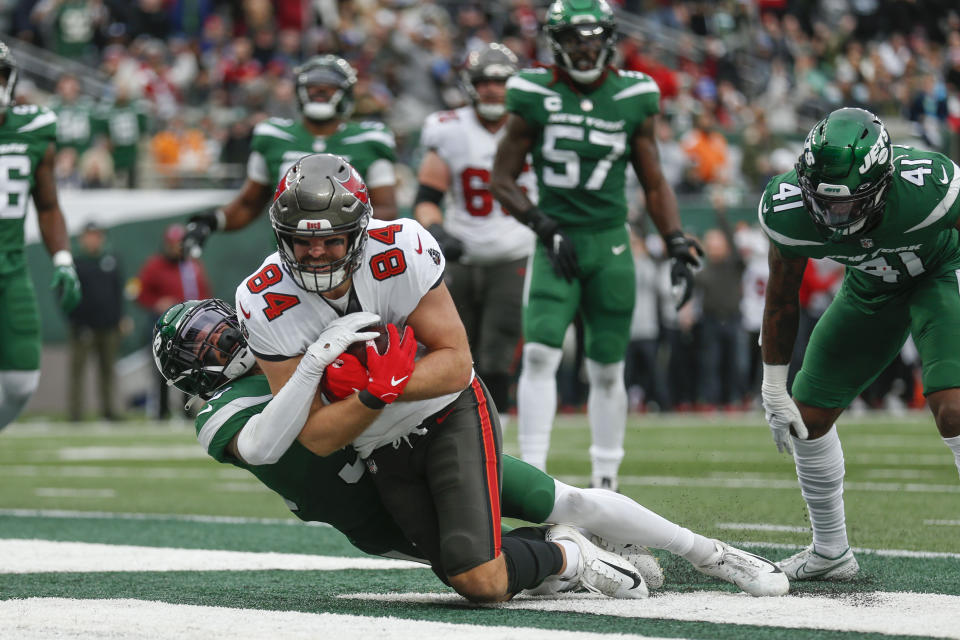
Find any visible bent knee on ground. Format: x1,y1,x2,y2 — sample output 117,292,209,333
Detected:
448,557,508,603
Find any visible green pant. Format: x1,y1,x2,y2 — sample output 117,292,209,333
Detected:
793,267,960,407
524,224,635,363
0,268,41,371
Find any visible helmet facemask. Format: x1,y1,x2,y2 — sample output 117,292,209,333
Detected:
294,56,357,122
548,22,615,84
152,300,256,399
796,108,893,241
0,42,18,110
270,154,373,294
461,43,518,121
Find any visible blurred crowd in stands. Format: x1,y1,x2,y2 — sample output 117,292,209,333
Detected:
5,0,957,415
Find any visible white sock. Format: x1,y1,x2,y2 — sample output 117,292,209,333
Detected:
547,479,700,554
585,359,626,483
517,343,562,471
0,370,40,430
556,539,581,579
793,426,848,556
942,434,960,479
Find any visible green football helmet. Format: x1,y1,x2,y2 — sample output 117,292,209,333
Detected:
293,55,357,122
545,0,616,84
0,40,18,109
796,108,893,240
152,299,256,399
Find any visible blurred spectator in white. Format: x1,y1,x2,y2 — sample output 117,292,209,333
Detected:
734,224,769,405
654,117,688,193
50,73,94,156
625,227,668,413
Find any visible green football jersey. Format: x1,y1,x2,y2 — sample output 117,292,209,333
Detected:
248,117,396,188
196,374,390,535
760,146,960,312
505,67,660,229
50,96,95,154
0,104,57,274
94,101,148,170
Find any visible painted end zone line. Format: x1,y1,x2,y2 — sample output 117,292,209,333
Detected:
0,540,425,573
0,598,662,640
342,591,960,639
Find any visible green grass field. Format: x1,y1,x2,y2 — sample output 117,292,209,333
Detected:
2,412,959,639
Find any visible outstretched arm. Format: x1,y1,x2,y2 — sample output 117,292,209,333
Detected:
760,244,810,453
490,114,536,221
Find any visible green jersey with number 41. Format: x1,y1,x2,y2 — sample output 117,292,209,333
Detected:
505,67,660,229
759,146,960,312
0,104,57,272
248,117,396,189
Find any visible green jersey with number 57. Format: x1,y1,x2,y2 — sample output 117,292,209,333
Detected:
0,104,57,273
759,146,960,312
505,67,660,229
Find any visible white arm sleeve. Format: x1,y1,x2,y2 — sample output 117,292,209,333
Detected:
246,150,269,185
235,361,323,466
365,158,396,188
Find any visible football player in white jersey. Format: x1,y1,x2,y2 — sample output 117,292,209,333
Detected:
414,43,536,416
235,153,650,603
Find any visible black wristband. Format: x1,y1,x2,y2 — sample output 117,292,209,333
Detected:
414,183,445,207
357,389,386,410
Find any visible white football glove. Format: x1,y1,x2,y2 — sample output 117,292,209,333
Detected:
300,311,381,376
760,363,808,455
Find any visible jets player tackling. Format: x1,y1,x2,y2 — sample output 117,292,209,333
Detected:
152,297,789,597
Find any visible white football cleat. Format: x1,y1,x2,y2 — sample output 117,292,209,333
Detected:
522,575,579,597
694,540,789,597
590,534,665,590
776,545,859,581
546,524,648,599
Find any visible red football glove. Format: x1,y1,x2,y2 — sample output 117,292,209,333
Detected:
320,352,370,402
364,324,416,405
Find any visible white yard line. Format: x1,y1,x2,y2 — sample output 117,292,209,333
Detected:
0,598,661,640
345,591,960,639
714,522,810,533
0,508,319,527
0,539,423,573
33,488,116,499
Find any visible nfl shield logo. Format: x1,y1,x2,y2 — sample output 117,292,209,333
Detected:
860,238,874,248
365,458,378,475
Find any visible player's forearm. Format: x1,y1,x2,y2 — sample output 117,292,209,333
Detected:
413,201,444,228
370,185,398,221
762,248,807,364
36,206,70,256
760,301,799,365
222,182,268,231
298,396,381,456
490,177,535,223
645,180,682,237
397,346,473,401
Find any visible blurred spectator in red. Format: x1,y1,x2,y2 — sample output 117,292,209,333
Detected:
621,36,678,101
788,258,844,389
135,223,212,419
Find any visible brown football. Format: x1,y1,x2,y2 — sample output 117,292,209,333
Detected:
345,324,390,367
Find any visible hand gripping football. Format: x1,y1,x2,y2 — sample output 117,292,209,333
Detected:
345,324,390,367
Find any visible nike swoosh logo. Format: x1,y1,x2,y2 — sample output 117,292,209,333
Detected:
238,302,251,319
599,559,642,590
611,244,627,255
415,235,423,254
390,375,409,386
939,166,950,185
197,405,213,416
794,558,851,579
435,407,455,424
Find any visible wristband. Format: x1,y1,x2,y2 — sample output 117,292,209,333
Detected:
52,250,74,268
761,363,789,388
357,389,386,410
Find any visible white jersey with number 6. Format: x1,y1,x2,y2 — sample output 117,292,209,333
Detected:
420,106,536,265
